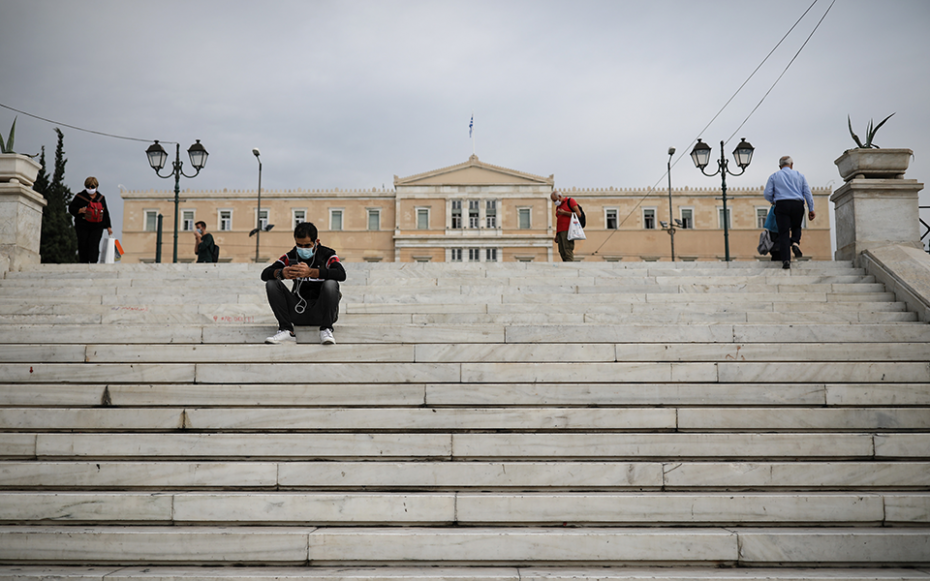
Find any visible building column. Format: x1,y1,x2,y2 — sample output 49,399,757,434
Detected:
0,155,46,272
831,149,924,262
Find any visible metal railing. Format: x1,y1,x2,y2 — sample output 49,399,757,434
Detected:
921,205,930,254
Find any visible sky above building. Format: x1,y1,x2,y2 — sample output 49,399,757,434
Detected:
2,0,929,242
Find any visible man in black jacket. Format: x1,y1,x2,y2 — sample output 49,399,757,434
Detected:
260,222,346,345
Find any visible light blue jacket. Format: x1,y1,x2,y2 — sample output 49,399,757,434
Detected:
763,167,814,211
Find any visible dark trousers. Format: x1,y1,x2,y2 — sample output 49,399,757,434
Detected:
556,231,574,262
75,227,104,263
774,200,805,265
265,279,340,332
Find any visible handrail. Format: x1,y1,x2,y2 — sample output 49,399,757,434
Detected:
921,205,930,253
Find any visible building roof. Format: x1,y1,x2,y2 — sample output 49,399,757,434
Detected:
394,155,554,187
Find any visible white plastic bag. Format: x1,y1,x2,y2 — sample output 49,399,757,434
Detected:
567,214,586,240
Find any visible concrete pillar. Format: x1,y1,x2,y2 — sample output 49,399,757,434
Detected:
0,154,46,272
831,149,924,263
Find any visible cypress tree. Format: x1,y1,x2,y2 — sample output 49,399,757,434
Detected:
37,128,78,263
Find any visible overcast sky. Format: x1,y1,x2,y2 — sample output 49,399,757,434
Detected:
2,0,929,244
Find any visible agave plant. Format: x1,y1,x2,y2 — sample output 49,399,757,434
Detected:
848,113,894,149
0,116,15,154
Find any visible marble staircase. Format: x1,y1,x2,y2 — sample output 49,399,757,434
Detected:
0,261,928,580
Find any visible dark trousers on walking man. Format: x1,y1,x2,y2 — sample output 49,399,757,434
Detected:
774,199,805,267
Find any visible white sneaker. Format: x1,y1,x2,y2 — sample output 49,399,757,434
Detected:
320,328,336,345
265,329,296,344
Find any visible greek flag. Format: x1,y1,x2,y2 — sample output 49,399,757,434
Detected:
469,115,473,138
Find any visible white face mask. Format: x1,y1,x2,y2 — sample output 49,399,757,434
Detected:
86,188,97,194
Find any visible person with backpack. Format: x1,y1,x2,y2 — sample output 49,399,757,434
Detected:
68,176,112,263
550,189,583,262
193,221,218,263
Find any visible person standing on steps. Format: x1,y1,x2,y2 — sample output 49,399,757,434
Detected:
551,189,582,262
261,221,345,345
763,156,815,270
68,176,113,263
193,221,217,263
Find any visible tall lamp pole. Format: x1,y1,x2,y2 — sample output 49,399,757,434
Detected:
689,138,755,261
667,146,676,262
253,148,262,263
145,140,209,263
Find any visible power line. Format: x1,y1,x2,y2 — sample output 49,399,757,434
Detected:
587,0,828,257
0,101,173,145
725,0,837,145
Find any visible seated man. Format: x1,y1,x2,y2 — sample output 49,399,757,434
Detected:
261,222,346,345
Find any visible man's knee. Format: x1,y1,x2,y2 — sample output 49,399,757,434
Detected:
320,280,340,302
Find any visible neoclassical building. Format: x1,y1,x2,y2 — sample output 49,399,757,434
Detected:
120,155,832,263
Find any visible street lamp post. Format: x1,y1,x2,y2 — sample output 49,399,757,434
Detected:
253,148,262,263
689,137,754,261
145,140,208,263
667,146,676,262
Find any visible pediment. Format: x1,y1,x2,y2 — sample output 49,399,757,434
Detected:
394,155,554,186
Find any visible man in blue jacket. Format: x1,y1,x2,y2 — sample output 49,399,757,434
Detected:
764,156,816,269
261,222,346,345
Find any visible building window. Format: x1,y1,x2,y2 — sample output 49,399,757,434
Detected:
643,208,656,230
417,208,430,230
468,248,480,262
181,210,195,231
486,248,498,262
330,209,343,231
450,248,463,262
219,210,232,231
368,209,380,231
605,208,618,230
451,200,462,229
144,210,159,232
717,207,732,229
756,207,769,229
486,200,497,228
680,208,693,229
292,209,306,230
518,207,531,229
468,200,480,229
257,209,269,230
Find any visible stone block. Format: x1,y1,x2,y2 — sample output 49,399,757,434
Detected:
173,493,455,523
831,178,925,261
195,363,459,384
0,462,277,488
307,527,739,563
277,461,663,489
0,492,172,522
737,528,930,564
662,462,930,489
0,526,310,563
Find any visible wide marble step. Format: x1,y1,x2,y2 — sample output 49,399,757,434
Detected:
1,407,928,432
6,382,927,407
0,526,927,565
2,361,928,384
1,566,928,581
2,342,927,364
3,461,928,490
0,491,926,525
4,432,926,460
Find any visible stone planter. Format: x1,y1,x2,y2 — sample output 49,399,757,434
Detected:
834,148,912,182
0,153,41,187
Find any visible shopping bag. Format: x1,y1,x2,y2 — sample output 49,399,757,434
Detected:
764,206,778,233
567,214,586,240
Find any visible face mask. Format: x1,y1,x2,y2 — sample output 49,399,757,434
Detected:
196,228,203,235
87,188,97,195
296,245,315,260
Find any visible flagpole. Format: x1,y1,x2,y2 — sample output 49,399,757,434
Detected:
470,113,475,155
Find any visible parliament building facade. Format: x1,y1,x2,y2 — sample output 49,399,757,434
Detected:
120,155,832,264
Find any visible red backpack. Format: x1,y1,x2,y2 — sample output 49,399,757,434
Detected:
80,194,104,223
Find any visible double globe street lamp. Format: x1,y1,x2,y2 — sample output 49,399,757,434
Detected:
145,140,209,263
689,137,754,261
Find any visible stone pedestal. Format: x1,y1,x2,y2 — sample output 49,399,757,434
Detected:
0,155,46,272
831,172,924,263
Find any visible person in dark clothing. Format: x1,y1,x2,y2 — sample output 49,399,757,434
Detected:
193,221,216,263
68,176,112,263
260,221,346,345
